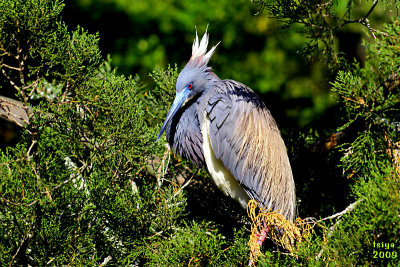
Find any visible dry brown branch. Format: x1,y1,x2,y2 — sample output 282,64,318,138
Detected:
0,95,30,126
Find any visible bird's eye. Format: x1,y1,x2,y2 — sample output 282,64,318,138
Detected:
187,83,193,90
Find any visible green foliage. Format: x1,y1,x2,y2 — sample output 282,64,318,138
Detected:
145,222,249,266
0,0,101,101
332,20,400,178
0,62,190,265
1,0,399,266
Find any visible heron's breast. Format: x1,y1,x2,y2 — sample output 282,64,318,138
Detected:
167,103,206,167
201,111,250,208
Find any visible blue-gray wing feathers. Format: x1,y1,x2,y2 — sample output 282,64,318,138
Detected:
205,80,296,220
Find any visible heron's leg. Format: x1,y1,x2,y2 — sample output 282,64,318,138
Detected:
256,222,269,246
248,223,270,266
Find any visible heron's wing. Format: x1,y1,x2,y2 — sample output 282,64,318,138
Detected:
205,83,264,202
205,80,295,219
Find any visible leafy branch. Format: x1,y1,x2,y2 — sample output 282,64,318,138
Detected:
252,0,397,66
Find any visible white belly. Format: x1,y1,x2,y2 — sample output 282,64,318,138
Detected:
201,114,250,209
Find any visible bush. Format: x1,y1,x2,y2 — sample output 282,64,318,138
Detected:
0,0,399,266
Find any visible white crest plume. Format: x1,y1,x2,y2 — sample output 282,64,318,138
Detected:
189,27,220,68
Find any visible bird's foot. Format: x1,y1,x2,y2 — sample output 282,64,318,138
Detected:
248,223,270,266
256,222,270,246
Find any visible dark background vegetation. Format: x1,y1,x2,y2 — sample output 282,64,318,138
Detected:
0,0,399,266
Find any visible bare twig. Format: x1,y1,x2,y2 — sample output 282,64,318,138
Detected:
315,199,363,260
26,76,40,98
363,0,379,20
27,140,37,161
1,68,20,91
51,173,79,191
338,0,379,30
0,63,22,71
8,224,35,267
318,199,362,223
316,0,334,8
172,169,199,198
100,256,113,266
162,143,171,176
16,41,28,105
0,197,37,207
0,41,17,59
156,143,171,187
364,18,377,39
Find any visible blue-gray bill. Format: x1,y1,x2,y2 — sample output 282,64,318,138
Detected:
157,88,191,141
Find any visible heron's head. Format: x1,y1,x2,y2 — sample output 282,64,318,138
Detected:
157,28,220,141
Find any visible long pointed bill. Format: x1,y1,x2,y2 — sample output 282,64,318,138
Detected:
157,88,191,141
